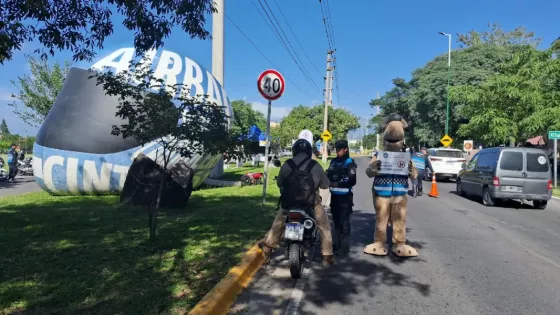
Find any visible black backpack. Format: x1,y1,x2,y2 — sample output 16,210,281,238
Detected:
281,157,317,210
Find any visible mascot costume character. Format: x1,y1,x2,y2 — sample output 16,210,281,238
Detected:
364,113,419,257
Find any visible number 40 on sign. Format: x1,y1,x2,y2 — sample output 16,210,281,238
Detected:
257,69,285,101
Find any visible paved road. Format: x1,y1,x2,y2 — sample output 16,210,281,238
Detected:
229,156,560,315
0,175,41,198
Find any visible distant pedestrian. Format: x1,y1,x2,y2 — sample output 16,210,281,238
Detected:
7,143,18,183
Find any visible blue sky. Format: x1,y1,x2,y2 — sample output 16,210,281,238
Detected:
1,0,559,136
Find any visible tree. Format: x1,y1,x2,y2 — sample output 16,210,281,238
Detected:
457,23,541,48
369,78,414,143
231,100,267,135
0,0,215,63
372,25,542,147
410,44,522,145
9,55,71,127
0,119,10,135
450,46,560,145
91,59,236,241
278,104,359,146
552,37,560,57
362,133,377,150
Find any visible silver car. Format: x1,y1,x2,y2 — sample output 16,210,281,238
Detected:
457,147,552,209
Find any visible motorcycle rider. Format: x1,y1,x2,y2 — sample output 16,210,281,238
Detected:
7,143,18,183
326,140,357,254
261,136,335,267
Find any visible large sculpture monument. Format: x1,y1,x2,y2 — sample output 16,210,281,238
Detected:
33,47,233,195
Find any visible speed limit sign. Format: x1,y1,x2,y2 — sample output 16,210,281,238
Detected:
257,69,285,205
257,69,285,100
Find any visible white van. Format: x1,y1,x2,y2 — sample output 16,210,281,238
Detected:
425,147,466,181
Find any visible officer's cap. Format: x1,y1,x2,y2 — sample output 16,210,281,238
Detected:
335,140,349,150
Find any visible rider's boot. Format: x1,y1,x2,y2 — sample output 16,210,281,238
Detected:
340,235,350,255
322,255,335,267
260,242,273,264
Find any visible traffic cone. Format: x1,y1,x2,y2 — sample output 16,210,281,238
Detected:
428,172,439,198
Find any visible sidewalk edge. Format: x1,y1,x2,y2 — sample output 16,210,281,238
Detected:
187,243,265,315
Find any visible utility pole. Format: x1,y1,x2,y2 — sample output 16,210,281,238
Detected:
364,119,368,151
375,92,380,151
322,50,334,164
209,0,225,179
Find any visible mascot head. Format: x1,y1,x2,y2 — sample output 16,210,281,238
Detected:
381,113,408,152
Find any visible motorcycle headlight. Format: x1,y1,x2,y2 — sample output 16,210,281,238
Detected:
303,219,314,229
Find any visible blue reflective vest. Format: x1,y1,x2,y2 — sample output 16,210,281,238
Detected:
7,148,16,164
328,157,353,195
373,174,409,197
412,153,426,170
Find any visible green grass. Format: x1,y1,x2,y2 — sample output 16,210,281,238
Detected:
553,189,560,197
0,182,282,314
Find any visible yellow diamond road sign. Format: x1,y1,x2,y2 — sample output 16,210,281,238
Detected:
321,130,332,141
440,134,453,147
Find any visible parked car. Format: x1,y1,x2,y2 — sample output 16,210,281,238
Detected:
425,147,466,181
456,147,552,209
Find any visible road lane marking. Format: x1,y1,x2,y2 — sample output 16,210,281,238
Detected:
283,246,317,315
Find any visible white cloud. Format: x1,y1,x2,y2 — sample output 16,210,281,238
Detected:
251,101,292,122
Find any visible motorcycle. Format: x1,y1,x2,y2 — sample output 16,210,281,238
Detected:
17,157,33,176
0,158,8,182
272,175,319,279
282,206,318,279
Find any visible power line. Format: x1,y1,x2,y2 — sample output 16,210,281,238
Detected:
224,14,315,100
332,56,341,105
324,0,337,48
260,0,320,91
254,0,321,95
251,1,283,45
319,0,334,50
319,0,340,105
271,0,323,78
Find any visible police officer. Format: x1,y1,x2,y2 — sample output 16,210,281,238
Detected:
413,147,434,195
326,140,357,254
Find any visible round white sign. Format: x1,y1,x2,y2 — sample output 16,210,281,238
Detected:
538,156,547,165
298,129,313,146
257,69,285,100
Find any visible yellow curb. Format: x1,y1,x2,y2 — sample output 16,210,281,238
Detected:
187,243,265,315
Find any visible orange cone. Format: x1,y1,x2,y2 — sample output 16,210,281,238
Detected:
428,172,439,198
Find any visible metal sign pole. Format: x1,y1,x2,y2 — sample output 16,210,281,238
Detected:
262,99,272,205
555,139,558,189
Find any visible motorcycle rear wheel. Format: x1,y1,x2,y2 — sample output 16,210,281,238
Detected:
289,243,304,279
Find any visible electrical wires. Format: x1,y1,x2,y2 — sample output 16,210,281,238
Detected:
225,14,316,100
253,0,322,96
319,0,340,105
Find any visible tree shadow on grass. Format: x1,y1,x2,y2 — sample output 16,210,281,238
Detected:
0,190,278,314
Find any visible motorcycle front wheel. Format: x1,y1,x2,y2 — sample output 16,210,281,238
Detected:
288,243,304,279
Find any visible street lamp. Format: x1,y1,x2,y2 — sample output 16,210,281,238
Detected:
439,31,451,136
